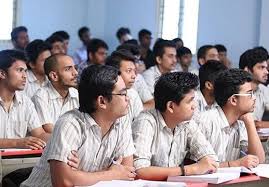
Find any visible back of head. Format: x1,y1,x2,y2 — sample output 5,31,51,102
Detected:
11,26,28,41
154,72,199,112
153,39,176,63
116,27,131,40
79,65,120,114
52,30,70,40
106,49,135,70
199,60,227,90
138,29,152,41
176,47,192,58
214,69,252,107
197,45,215,61
215,44,227,53
239,48,268,70
78,26,90,38
0,49,27,72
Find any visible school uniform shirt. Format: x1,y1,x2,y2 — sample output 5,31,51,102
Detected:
73,44,87,65
132,109,217,170
196,106,248,162
31,82,79,125
21,109,135,187
127,88,143,120
133,74,154,103
0,91,42,138
142,65,162,94
23,70,49,98
253,84,269,120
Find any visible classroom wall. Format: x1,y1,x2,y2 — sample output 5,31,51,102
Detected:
259,0,269,50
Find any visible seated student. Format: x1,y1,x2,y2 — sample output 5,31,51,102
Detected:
45,34,65,55
51,30,70,54
133,72,218,180
106,50,143,120
21,65,136,187
143,39,177,94
172,37,184,50
138,29,154,69
116,27,132,44
215,44,231,68
11,26,30,51
31,54,79,133
24,39,51,98
197,69,265,167
73,26,91,65
239,48,269,128
77,38,108,79
175,46,194,72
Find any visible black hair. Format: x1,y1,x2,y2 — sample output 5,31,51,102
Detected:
153,39,176,64
11,26,28,41
106,49,136,69
43,53,66,77
116,43,141,57
45,34,64,45
86,38,108,61
154,72,199,112
138,29,152,41
215,44,227,53
78,26,90,38
176,47,192,58
0,50,27,72
197,45,215,61
52,30,70,40
116,27,130,40
239,48,268,70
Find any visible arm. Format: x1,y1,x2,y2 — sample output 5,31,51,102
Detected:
42,123,54,133
0,137,46,149
31,127,50,142
255,120,269,129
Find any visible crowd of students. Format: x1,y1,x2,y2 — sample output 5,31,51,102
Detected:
0,25,269,187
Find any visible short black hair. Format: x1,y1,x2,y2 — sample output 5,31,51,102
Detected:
25,39,51,66
154,72,199,112
138,29,152,41
176,47,192,58
79,65,121,114
116,43,141,56
43,53,66,77
11,26,28,41
153,39,176,63
86,38,108,61
239,49,251,69
199,60,227,90
197,45,215,61
124,39,138,45
253,46,269,59
239,48,268,70
45,34,64,45
78,26,90,38
106,49,136,70
215,44,227,53
172,38,183,44
0,49,27,72
214,69,252,107
52,30,70,40
116,27,130,40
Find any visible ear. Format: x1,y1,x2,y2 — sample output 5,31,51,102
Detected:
49,71,58,81
205,81,214,90
96,95,107,110
229,95,238,106
156,56,162,65
0,70,6,79
166,101,174,113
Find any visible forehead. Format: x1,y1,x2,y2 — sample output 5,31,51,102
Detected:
206,48,218,55
120,60,135,68
254,61,268,68
239,82,252,92
57,56,74,67
163,47,176,55
9,60,27,69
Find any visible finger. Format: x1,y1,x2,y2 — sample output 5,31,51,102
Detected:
128,172,136,178
71,150,79,158
67,161,78,169
28,142,43,149
125,166,135,172
30,138,46,148
68,155,79,164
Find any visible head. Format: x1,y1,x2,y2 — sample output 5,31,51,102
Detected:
214,69,255,114
106,49,136,89
87,38,108,65
154,72,199,122
138,29,152,48
46,35,65,55
52,31,70,53
25,39,51,76
0,50,27,91
199,60,227,96
197,45,219,66
215,44,227,62
116,27,132,44
78,26,91,45
172,38,184,50
79,65,129,119
239,48,268,84
176,47,192,68
153,39,177,73
44,54,78,89
11,26,29,50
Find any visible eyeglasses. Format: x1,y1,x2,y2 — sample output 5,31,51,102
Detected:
108,90,128,97
233,91,254,98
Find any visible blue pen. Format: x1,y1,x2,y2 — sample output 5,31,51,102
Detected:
240,150,248,156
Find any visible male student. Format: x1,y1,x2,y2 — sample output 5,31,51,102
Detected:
215,44,231,68
21,65,136,187
175,46,193,72
143,39,177,94
106,49,143,120
32,54,79,133
24,39,51,98
52,30,70,54
197,45,219,66
133,72,218,180
197,69,265,167
45,34,65,55
239,48,269,128
11,26,29,51
138,29,154,69
116,27,132,44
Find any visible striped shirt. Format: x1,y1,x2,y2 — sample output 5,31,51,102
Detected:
142,65,162,94
32,82,79,125
21,109,135,187
0,92,41,138
133,74,153,103
132,109,217,170
23,70,49,98
253,84,269,120
196,106,248,162
127,88,143,120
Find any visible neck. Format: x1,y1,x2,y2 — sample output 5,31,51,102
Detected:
201,89,215,106
222,105,241,126
161,111,179,130
179,63,189,72
51,82,69,98
91,111,116,136
32,70,46,84
0,84,15,103
157,65,170,74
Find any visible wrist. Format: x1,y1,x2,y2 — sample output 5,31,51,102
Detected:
185,164,197,175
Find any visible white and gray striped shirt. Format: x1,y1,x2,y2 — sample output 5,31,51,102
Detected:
253,84,269,120
133,74,153,103
196,106,248,162
127,88,143,120
32,82,79,125
21,109,135,187
142,65,162,94
0,92,42,138
132,109,217,170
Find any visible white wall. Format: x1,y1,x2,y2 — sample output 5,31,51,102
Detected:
259,0,269,50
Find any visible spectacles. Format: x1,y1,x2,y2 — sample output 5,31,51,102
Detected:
108,90,128,97
233,91,254,98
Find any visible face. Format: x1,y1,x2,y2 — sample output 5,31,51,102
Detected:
30,50,51,76
140,34,152,48
157,47,177,73
81,31,91,44
218,51,227,62
90,47,108,65
15,31,29,50
120,60,136,89
179,53,192,67
205,48,219,62
63,40,69,53
250,61,268,83
3,60,27,91
51,41,65,55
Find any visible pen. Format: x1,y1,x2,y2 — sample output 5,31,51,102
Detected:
240,150,248,156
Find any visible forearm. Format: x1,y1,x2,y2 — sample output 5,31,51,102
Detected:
255,121,269,128
42,123,54,134
0,138,19,148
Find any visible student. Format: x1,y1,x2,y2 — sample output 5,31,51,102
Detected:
11,26,29,51
197,69,265,167
77,38,108,79
106,50,143,120
32,54,79,133
45,34,65,55
21,65,136,187
143,39,177,94
24,39,51,98
52,30,70,54
133,72,218,180
73,26,91,65
172,37,184,50
215,44,231,68
116,27,132,44
197,45,219,66
138,29,154,69
239,48,269,128
175,46,193,72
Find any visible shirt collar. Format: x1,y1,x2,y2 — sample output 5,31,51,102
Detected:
47,82,78,100
84,112,121,129
0,91,23,107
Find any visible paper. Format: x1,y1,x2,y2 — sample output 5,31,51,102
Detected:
0,148,32,152
251,164,269,178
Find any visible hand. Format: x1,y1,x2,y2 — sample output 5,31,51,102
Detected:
238,155,259,168
108,157,136,180
194,156,219,175
67,150,80,170
16,136,46,150
239,113,254,124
